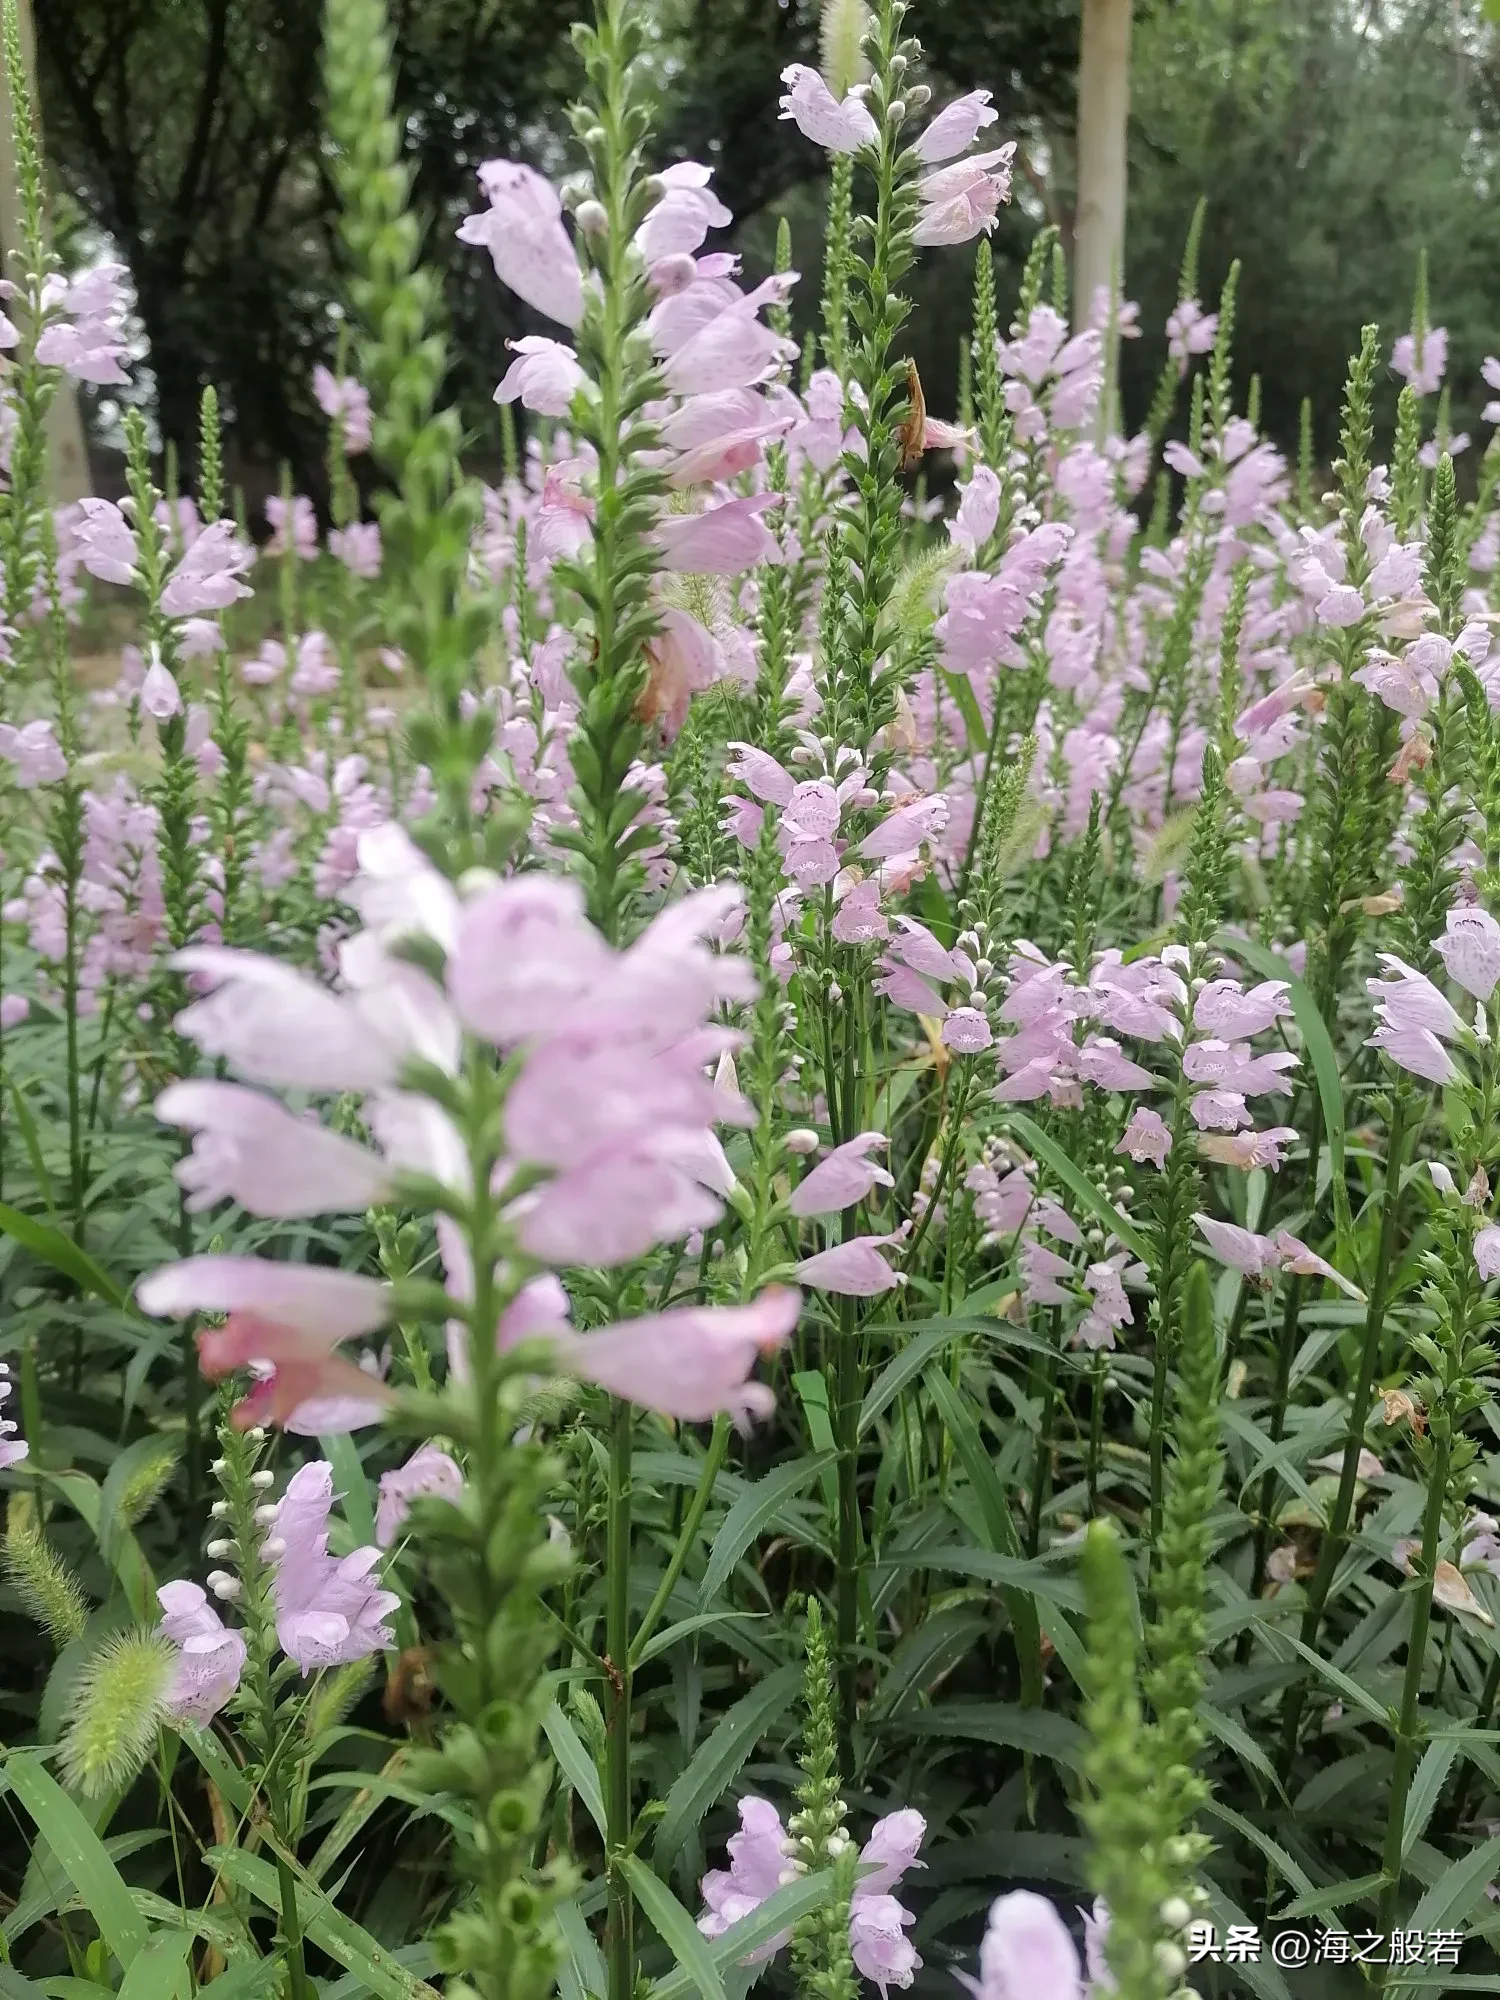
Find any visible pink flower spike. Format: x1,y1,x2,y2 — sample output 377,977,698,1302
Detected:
941,1007,993,1054
559,1287,799,1428
494,336,585,417
778,64,878,153
160,522,254,617
1476,1225,1500,1280
848,1893,920,1996
155,1582,247,1726
458,161,583,328
789,1132,894,1216
156,1080,391,1218
914,89,999,163
795,1233,905,1295
376,1444,465,1547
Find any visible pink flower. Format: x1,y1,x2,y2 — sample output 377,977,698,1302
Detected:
160,522,254,617
1193,1214,1281,1276
513,1138,724,1267
0,719,66,787
1021,1241,1073,1306
447,876,613,1046
795,1232,905,1295
0,995,27,1031
35,263,130,383
1192,978,1292,1038
312,366,373,453
458,161,583,328
329,522,382,578
1167,296,1218,369
948,466,1002,554
1190,1089,1251,1132
915,90,999,163
172,948,410,1091
778,64,878,153
140,655,183,720
1391,327,1447,396
1367,1022,1461,1085
1476,1226,1500,1281
1077,1259,1132,1351
283,1348,390,1435
137,1254,393,1429
941,1007,993,1054
1435,906,1500,1002
1198,1125,1299,1170
912,147,1016,247
1115,1105,1171,1167
653,495,780,574
0,1365,27,1470
494,336,586,416
155,1080,391,1217
270,1462,400,1672
789,1132,894,1216
955,1889,1087,2000
638,608,726,736
662,291,799,396
557,1287,798,1428
155,1581,247,1725
376,1444,465,1546
700,1800,924,1989
1077,1037,1155,1092
75,498,138,586
859,795,949,859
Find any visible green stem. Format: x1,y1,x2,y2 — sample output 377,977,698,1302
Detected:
1279,1092,1409,1777
1026,1312,1062,1558
630,1414,729,1667
1376,1426,1451,1952
604,1396,635,2000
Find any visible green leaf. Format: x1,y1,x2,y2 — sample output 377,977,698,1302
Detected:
1406,1831,1500,1936
697,1452,832,1607
198,1961,288,2000
618,1856,728,2000
176,1726,255,1817
1402,1738,1459,1860
557,1897,607,2000
116,1933,193,2000
890,1703,1088,1770
1203,1801,1314,1899
922,1366,1044,1708
205,1849,440,2000
858,1317,1001,1435
1262,1629,1388,1723
4,1754,148,1964
649,1874,838,2000
7,1082,58,1222
543,1702,606,1841
319,1431,378,1554
938,669,988,754
1277,1872,1384,1922
0,1202,127,1308
1005,1114,1152,1264
653,1661,802,1874
791,1372,840,1516
635,1611,764,1668
1227,934,1353,1247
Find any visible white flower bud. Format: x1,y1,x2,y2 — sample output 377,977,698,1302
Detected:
253,1504,278,1527
1477,1000,1491,1044
785,1128,821,1155
210,1499,231,1519
206,1570,240,1600
1154,1943,1187,1980
458,866,500,899
575,200,608,238
205,1538,234,1559
906,82,930,110
778,1867,800,1887
1159,1897,1192,1932
245,1428,267,1443
250,1470,275,1490
210,1458,228,1475
261,1535,286,1560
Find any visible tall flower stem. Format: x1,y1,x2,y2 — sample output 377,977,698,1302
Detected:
1375,1425,1450,1949
604,1398,635,2000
